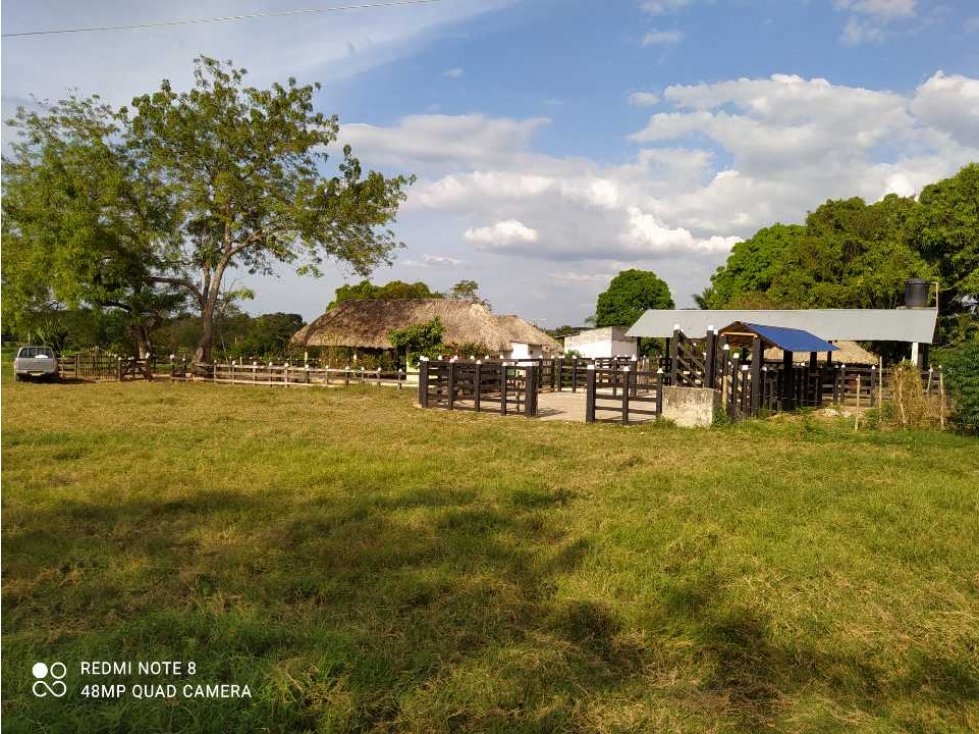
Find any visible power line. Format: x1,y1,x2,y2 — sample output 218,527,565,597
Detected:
1,0,446,39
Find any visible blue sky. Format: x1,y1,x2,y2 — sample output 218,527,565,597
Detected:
3,0,978,327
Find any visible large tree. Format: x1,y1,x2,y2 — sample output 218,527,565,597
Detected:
594,269,674,328
3,57,412,361
909,163,979,341
2,95,185,357
701,194,936,312
131,57,411,360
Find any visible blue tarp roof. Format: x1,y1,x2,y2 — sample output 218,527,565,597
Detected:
722,322,839,353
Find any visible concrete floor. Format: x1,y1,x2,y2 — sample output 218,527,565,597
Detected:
535,390,588,421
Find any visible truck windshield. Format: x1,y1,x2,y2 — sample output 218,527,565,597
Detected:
17,347,54,358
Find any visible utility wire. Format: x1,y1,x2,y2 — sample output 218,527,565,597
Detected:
2,0,445,39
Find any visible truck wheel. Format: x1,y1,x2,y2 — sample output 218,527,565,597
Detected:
14,374,24,382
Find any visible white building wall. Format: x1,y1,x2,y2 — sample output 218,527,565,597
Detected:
564,327,638,358
509,342,543,359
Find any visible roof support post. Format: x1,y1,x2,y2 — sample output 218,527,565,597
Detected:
782,350,795,411
750,336,762,416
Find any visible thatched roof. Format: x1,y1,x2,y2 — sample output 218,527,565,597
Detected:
765,340,877,365
291,299,561,353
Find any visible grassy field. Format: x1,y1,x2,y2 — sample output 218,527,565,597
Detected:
2,373,978,733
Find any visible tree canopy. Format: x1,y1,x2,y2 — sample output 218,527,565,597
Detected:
329,280,443,310
699,164,977,344
2,56,412,360
594,270,674,328
1,95,185,356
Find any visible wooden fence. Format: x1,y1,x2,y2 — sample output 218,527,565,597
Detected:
196,362,416,389
418,359,538,416
585,366,663,424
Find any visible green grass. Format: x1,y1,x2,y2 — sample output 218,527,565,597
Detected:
2,373,978,733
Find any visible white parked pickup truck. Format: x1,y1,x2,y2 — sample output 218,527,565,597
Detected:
13,346,59,381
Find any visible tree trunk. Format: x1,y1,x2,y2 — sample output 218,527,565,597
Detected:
193,259,229,363
132,323,152,360
194,303,216,363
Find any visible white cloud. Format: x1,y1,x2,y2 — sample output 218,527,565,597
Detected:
833,0,917,45
640,0,692,14
550,271,616,283
464,219,540,247
345,71,979,285
628,91,660,107
424,254,463,266
911,71,979,149
442,67,464,79
340,114,549,172
834,0,916,19
622,207,740,254
642,29,684,45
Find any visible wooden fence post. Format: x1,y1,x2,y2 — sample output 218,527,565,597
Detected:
729,354,740,419
621,367,631,424
418,358,429,407
447,361,456,410
939,368,945,429
500,363,508,416
705,326,717,388
585,364,596,423
524,364,537,417
474,362,482,412
670,325,680,385
656,368,664,417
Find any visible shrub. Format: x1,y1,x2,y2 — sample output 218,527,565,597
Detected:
933,341,979,434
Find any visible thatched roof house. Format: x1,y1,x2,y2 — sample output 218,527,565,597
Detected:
291,299,560,357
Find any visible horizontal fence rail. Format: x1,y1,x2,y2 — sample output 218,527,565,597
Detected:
195,363,416,389
418,359,538,416
585,366,664,424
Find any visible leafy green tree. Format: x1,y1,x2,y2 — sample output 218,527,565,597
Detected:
389,317,445,367
3,56,413,363
449,279,491,309
328,279,442,310
2,95,185,356
704,224,804,308
594,270,674,327
909,163,979,329
704,195,935,312
129,57,411,360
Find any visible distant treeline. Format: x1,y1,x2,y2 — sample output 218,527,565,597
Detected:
2,307,304,362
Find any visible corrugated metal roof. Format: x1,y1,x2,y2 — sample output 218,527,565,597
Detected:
626,308,937,343
720,322,838,353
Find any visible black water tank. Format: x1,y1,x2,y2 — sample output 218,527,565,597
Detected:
904,279,930,308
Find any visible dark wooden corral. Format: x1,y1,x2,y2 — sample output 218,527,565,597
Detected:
418,359,540,416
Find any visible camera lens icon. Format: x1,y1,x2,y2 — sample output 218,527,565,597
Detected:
32,661,67,698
